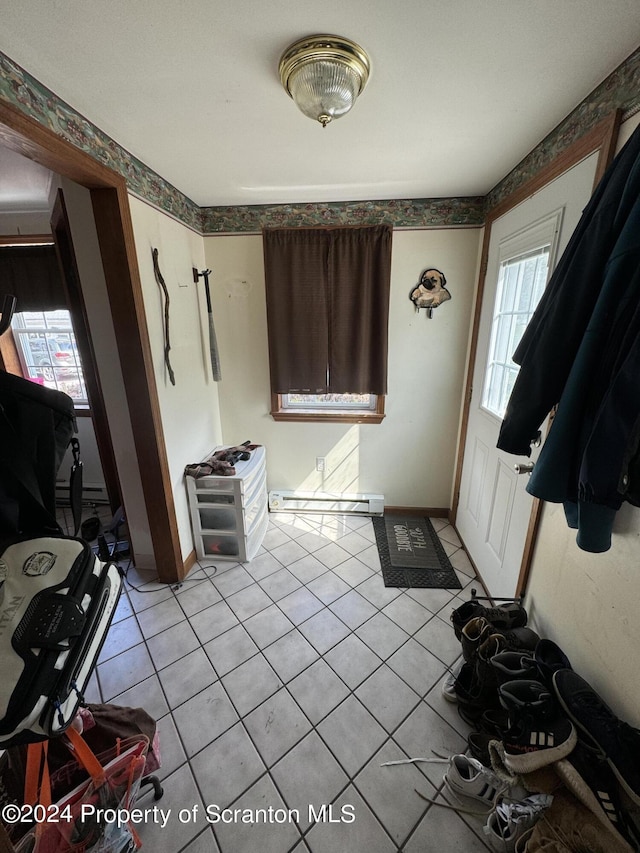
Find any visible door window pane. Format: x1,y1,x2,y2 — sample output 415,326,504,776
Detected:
482,247,549,419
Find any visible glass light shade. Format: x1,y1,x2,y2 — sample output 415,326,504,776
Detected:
288,60,359,125
279,35,370,127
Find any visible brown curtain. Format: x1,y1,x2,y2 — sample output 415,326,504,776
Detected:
0,245,67,313
263,224,392,395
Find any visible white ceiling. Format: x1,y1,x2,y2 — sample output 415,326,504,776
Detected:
1,1,640,208
0,146,52,211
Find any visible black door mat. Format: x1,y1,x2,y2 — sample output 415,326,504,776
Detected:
372,514,462,589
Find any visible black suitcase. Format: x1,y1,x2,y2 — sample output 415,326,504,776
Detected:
0,535,121,748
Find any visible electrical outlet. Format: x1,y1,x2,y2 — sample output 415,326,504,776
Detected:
316,456,326,472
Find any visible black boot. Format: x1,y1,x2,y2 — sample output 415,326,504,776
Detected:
499,679,576,773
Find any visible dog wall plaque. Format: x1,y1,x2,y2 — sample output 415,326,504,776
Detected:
409,268,451,318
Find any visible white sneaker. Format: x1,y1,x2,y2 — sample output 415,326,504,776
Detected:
441,659,464,703
484,794,553,852
444,754,506,806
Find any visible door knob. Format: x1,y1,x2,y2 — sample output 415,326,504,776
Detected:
514,462,535,475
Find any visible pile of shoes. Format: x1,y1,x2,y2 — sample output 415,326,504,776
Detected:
437,597,640,852
420,750,552,851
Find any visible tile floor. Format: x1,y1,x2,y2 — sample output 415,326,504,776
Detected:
78,510,491,852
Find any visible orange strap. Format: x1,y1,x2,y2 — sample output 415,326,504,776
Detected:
25,727,107,805
24,740,51,841
24,741,50,808
40,742,51,810
64,726,106,785
24,741,45,807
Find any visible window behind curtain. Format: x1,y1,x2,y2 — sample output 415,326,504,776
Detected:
263,225,392,407
0,244,88,405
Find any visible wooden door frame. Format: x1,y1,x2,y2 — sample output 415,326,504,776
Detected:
0,100,184,583
451,110,621,597
50,188,122,514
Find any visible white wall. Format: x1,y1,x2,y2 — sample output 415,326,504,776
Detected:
127,197,223,558
60,189,225,564
524,113,640,727
0,209,51,235
204,228,481,509
59,179,155,564
526,501,640,724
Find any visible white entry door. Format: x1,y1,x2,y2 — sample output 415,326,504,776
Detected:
456,154,599,597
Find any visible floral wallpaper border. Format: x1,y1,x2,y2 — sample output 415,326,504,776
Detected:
486,45,640,211
0,52,202,232
200,197,485,232
1,46,639,233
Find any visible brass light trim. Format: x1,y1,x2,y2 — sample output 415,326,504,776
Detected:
279,34,371,127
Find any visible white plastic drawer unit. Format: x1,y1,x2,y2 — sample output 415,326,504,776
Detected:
201,503,268,561
186,445,267,562
198,505,238,532
194,493,234,505
191,446,265,497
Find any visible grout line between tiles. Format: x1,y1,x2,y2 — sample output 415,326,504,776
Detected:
106,534,464,728
97,514,482,853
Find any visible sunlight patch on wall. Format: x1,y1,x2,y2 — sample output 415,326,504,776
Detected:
298,427,361,494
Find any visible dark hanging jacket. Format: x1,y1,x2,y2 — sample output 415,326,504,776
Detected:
496,123,640,552
0,371,75,538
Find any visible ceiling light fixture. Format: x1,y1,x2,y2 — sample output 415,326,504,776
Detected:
279,34,371,128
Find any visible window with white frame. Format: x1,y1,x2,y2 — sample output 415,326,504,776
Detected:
11,309,88,404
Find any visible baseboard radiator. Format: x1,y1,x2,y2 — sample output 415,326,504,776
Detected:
269,490,384,516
